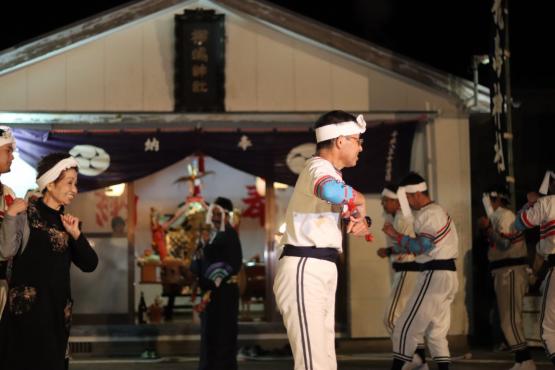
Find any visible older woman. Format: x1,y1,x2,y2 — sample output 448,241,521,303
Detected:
0,152,98,370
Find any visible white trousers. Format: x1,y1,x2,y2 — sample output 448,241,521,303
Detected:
392,270,458,364
383,270,418,335
492,265,529,351
540,267,555,360
0,279,7,319
274,256,337,370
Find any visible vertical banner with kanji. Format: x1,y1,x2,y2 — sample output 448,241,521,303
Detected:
174,9,225,112
490,0,509,174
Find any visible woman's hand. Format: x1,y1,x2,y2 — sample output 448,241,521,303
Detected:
61,213,81,239
6,198,27,216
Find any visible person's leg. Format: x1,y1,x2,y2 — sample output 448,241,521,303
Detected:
198,289,223,370
274,257,338,370
540,268,555,365
213,284,240,370
0,279,7,319
392,271,435,366
423,271,458,369
495,267,537,369
164,293,175,321
386,271,427,367
384,271,408,335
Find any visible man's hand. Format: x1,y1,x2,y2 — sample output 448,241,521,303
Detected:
6,198,27,216
377,248,389,258
382,222,399,239
527,191,540,205
347,215,368,236
477,216,490,230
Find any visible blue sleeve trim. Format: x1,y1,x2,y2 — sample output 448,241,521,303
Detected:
318,180,353,205
393,235,434,255
513,215,526,232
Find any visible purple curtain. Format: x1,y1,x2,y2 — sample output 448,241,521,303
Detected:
14,120,417,193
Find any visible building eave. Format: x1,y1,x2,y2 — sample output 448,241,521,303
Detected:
0,0,490,112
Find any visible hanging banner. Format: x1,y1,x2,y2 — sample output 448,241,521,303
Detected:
174,9,225,112
490,0,508,174
14,120,417,193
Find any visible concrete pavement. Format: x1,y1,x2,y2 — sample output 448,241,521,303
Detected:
70,350,554,370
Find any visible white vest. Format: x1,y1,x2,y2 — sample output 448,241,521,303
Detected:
281,157,345,251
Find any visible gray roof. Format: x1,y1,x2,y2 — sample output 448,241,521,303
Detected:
0,0,490,112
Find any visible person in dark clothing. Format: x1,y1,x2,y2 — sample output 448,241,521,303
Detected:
191,196,243,370
0,152,98,370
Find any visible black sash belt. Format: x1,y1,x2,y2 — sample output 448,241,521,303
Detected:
546,254,555,268
392,262,420,272
417,259,456,271
0,260,7,280
281,245,339,263
489,257,528,271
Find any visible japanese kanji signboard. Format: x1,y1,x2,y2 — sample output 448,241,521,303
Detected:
174,9,225,112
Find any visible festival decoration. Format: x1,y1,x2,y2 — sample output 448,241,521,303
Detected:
242,185,265,226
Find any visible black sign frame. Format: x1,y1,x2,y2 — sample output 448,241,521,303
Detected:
174,9,225,112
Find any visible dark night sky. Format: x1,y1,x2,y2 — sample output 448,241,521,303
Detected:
0,0,552,90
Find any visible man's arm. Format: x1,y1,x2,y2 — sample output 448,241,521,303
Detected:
383,223,432,255
513,200,543,232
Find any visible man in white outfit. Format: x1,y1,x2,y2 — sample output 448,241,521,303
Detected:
479,186,536,370
273,110,371,370
512,170,555,367
383,172,459,370
377,183,428,370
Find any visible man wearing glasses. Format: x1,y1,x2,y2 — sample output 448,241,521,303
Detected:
273,110,371,370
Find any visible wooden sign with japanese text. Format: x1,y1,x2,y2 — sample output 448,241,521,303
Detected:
174,9,225,112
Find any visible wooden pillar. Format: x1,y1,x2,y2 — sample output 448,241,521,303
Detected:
264,181,280,321
126,182,136,324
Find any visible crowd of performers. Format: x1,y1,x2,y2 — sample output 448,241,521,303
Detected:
0,111,553,370
274,110,555,370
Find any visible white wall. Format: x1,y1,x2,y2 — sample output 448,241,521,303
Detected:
0,1,459,115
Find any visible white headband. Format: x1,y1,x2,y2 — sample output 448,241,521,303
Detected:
403,182,428,193
314,114,367,143
396,182,427,217
482,193,494,218
205,203,226,232
488,191,509,200
381,188,398,199
539,170,555,195
396,187,412,217
36,157,79,192
0,126,16,150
